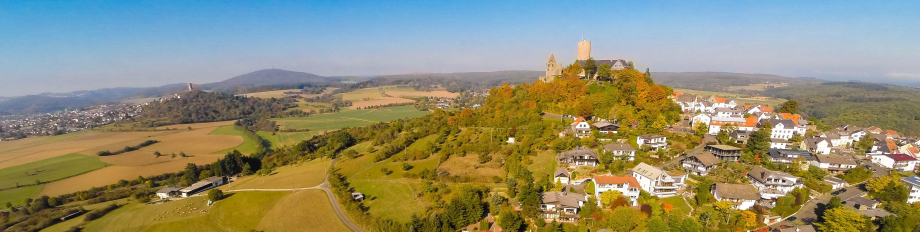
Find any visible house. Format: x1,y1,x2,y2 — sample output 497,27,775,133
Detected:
867,126,883,134
179,176,227,197
594,122,619,134
593,175,641,205
570,117,592,138
156,187,182,199
540,190,587,223
705,145,743,162
760,119,798,140
770,139,788,149
709,116,758,135
637,135,667,151
352,192,365,202
712,183,759,210
631,163,687,198
682,151,721,176
557,146,599,167
768,149,813,165
603,143,636,161
870,153,919,172
691,114,711,127
730,130,750,144
847,197,879,210
803,137,832,155
748,166,804,199
810,154,858,174
715,107,745,118
824,176,848,190
901,176,920,204
554,168,571,185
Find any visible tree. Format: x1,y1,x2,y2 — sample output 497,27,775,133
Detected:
198,170,212,180
4,202,10,208
779,100,799,114
815,207,867,232
498,210,524,232
741,210,758,228
601,190,623,206
714,200,734,223
208,189,224,202
154,151,161,158
867,175,898,193
693,121,709,136
648,216,668,232
877,181,909,203
583,58,597,79
745,121,772,157
609,207,641,232
241,163,252,175
598,63,612,80
585,180,596,195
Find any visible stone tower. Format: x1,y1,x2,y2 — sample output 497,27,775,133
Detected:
577,40,591,60
541,54,562,83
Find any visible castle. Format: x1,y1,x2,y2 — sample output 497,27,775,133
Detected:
539,40,631,83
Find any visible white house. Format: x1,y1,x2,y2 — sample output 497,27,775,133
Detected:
156,187,182,199
631,162,687,198
761,119,797,140
804,137,832,155
594,122,620,134
901,176,920,204
594,175,641,206
825,176,848,190
540,190,587,223
708,116,758,135
748,166,803,199
570,117,591,138
691,114,711,128
810,154,858,174
770,139,788,149
603,143,636,161
682,151,721,176
870,153,919,172
712,183,759,210
768,149,812,166
637,135,667,151
553,168,571,185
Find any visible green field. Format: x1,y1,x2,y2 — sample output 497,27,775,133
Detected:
209,125,261,154
221,158,331,190
0,153,109,203
675,88,787,106
528,150,557,179
661,196,693,216
273,106,429,131
351,179,426,222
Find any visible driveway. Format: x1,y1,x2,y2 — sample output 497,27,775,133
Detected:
776,184,867,227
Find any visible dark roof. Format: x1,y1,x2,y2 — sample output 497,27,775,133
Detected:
825,176,846,184
814,154,857,165
748,166,798,184
639,134,666,139
603,143,635,152
554,168,570,178
761,119,796,128
688,151,721,166
576,59,629,68
558,146,598,160
593,122,619,129
707,145,742,151
768,149,814,161
156,187,182,194
714,183,760,200
888,154,917,162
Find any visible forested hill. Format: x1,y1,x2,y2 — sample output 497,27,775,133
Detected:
367,70,543,92
764,82,920,137
651,72,822,92
202,69,340,91
131,91,304,127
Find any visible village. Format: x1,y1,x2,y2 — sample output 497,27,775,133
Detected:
0,103,144,140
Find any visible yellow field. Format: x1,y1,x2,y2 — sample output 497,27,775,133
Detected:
338,87,384,102
255,190,351,232
240,89,301,98
0,131,168,169
40,155,221,196
385,90,459,98
220,158,332,190
350,97,415,109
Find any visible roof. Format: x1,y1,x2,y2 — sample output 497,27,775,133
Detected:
603,143,636,152
156,187,182,194
638,134,666,139
714,183,760,200
180,176,224,193
558,146,598,160
760,106,774,112
825,176,846,184
594,175,640,187
748,166,798,184
814,154,857,165
770,138,788,144
761,119,796,128
902,176,920,187
888,153,917,162
708,145,743,151
885,139,899,153
540,191,586,208
846,197,879,207
777,113,803,123
688,151,721,166
632,162,665,179
712,94,726,103
769,149,814,161
593,122,618,128
554,168,570,178
805,137,830,150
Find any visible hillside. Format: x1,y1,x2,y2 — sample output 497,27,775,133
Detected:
0,84,189,115
367,70,542,92
132,91,305,127
651,72,823,92
765,82,920,136
203,69,339,90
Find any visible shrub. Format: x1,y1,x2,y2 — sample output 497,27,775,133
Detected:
208,189,224,202
83,204,119,222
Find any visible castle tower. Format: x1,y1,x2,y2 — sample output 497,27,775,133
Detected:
577,40,591,60
541,54,563,83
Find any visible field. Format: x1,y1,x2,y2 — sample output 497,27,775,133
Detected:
272,106,429,132
382,86,459,98
336,86,458,109
0,185,44,207
527,150,558,179
337,88,384,102
39,156,222,196
350,179,427,222
675,88,786,107
80,190,348,232
220,158,331,190
661,196,693,216
350,97,415,109
209,125,259,154
0,131,166,169
0,154,109,203
240,89,300,98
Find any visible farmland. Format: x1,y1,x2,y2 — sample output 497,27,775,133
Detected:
0,154,109,204
220,158,331,190
209,125,260,154
675,88,787,107
272,105,429,131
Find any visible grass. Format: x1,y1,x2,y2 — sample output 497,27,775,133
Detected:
221,158,331,190
83,191,288,232
41,214,86,232
0,153,108,195
255,131,281,149
255,190,351,232
661,196,693,216
273,105,430,132
770,205,802,218
337,88,383,102
528,150,557,179
209,125,260,154
347,154,441,180
351,179,426,222
0,185,44,206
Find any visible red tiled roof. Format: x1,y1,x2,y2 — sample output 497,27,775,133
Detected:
887,130,899,136
760,106,774,112
713,94,726,103
868,126,882,132
594,175,641,187
886,139,898,153
888,154,917,162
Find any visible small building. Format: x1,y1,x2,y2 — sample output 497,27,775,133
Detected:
156,186,183,199
902,176,920,204
570,117,591,138
682,151,720,176
705,145,743,162
352,192,365,202
871,153,919,172
540,190,587,223
557,146,599,167
846,197,879,210
824,176,848,190
770,139,788,149
810,154,858,174
631,162,686,198
603,143,636,161
553,168,571,185
748,166,803,199
712,183,759,210
768,149,813,165
730,130,750,144
593,122,619,134
637,135,667,151
593,175,641,205
803,137,832,155
180,176,227,197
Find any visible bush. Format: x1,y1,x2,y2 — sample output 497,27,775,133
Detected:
208,189,224,202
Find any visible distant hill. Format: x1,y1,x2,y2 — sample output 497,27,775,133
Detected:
651,72,824,92
367,70,543,92
0,84,190,115
203,69,339,90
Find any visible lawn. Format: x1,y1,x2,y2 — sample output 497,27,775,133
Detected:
273,106,430,132
220,158,331,190
256,190,351,232
771,205,802,218
661,196,693,216
351,179,427,222
528,150,557,179
0,185,44,206
83,191,288,232
41,214,86,232
0,153,109,200
209,125,260,154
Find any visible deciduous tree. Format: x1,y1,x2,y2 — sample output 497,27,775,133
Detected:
816,207,867,232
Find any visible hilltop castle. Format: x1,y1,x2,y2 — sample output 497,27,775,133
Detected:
539,40,632,83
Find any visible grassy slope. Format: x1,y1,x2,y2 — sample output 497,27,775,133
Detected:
337,88,384,102
220,158,331,190
272,105,430,132
351,179,426,222
256,190,351,232
528,150,557,180
660,196,693,216
0,153,109,203
209,125,259,154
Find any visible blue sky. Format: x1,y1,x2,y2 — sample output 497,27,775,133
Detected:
1,0,918,96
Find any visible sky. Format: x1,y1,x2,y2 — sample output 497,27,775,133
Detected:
1,0,919,96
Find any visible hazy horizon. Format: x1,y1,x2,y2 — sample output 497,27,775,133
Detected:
2,1,919,96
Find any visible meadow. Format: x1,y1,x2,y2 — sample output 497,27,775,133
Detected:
209,125,260,154
675,88,787,107
220,158,331,190
0,154,109,204
272,105,429,132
